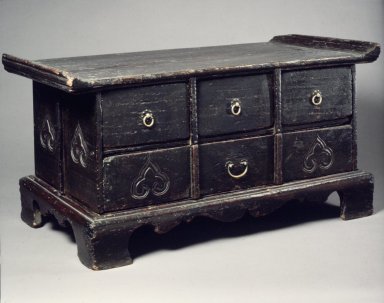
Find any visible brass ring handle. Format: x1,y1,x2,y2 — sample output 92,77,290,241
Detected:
230,99,242,116
142,112,155,128
311,90,322,106
226,160,248,179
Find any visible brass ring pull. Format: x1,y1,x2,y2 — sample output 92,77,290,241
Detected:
311,90,322,106
230,99,242,116
142,112,155,128
226,160,248,179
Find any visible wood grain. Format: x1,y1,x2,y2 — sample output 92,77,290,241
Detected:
33,82,63,190
5,35,380,269
101,83,189,148
197,74,273,137
2,35,380,92
281,66,352,125
283,125,353,182
62,92,101,212
199,135,274,196
103,146,190,211
20,171,374,269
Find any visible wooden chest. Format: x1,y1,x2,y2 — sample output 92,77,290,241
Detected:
2,34,380,270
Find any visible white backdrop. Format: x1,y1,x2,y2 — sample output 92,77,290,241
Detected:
1,1,383,302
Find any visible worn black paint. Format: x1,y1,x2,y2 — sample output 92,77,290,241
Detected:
2,35,380,92
62,92,101,211
20,172,374,269
102,83,189,149
197,74,273,137
103,146,191,211
199,135,274,196
283,125,353,182
33,82,63,190
281,66,352,125
2,35,380,270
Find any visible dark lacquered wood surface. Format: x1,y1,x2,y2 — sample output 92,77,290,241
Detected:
281,66,352,125
282,125,353,182
2,34,380,92
197,74,273,138
199,135,274,196
102,82,189,148
103,146,191,211
3,35,379,269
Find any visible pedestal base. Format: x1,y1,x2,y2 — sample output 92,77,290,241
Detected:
20,171,374,270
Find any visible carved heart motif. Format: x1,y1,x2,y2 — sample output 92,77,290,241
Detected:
70,123,89,168
40,118,56,152
303,135,334,173
131,155,170,200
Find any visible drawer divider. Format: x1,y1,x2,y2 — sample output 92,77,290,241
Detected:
351,65,357,170
273,69,283,184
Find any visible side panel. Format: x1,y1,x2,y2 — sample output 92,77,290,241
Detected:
62,93,102,212
33,82,63,190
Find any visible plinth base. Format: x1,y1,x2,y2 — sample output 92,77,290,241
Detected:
20,171,374,270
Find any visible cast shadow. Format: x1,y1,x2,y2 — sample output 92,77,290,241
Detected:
130,196,341,261
44,215,76,243
38,191,379,263
355,91,384,212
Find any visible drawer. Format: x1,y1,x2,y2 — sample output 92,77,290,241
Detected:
197,74,273,137
281,67,352,125
102,83,189,148
199,135,274,196
102,146,190,211
282,125,353,182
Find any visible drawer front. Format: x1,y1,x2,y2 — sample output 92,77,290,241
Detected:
198,74,273,137
283,125,353,182
281,67,352,125
102,83,189,148
200,135,274,196
103,146,190,211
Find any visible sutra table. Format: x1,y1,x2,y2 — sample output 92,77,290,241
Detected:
2,34,380,270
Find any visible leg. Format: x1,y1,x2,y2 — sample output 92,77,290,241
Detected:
71,222,134,270
338,177,374,220
20,190,44,228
